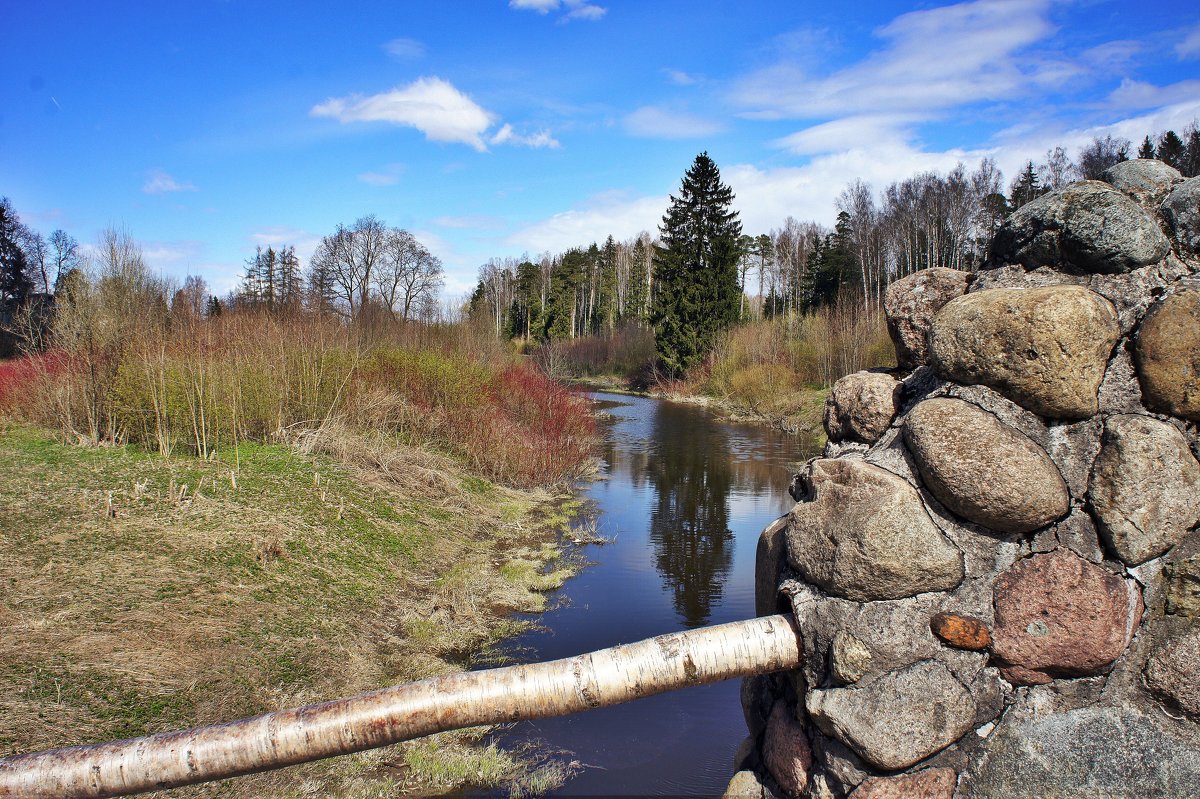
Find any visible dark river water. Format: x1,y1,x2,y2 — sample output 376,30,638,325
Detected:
474,392,819,797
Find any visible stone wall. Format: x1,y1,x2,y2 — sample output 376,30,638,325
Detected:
728,159,1200,799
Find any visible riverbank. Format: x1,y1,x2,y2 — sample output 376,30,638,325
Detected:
0,422,583,798
570,375,829,438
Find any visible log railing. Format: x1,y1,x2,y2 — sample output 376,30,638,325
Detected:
0,614,801,799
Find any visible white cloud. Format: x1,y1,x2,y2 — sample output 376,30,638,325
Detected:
490,123,561,148
509,0,606,22
624,106,724,139
506,192,665,253
383,37,426,59
1177,25,1200,60
311,77,496,151
772,115,917,156
563,3,605,22
664,69,700,86
733,0,1057,120
358,163,407,186
510,0,559,12
142,240,205,269
143,170,197,195
1107,78,1200,111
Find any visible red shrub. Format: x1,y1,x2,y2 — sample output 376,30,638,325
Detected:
0,351,67,413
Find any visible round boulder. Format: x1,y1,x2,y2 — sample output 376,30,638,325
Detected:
1088,414,1200,565
806,660,976,771
884,267,971,369
1135,289,1200,422
904,398,1069,534
1104,158,1183,208
990,549,1143,685
1161,176,1200,255
991,180,1171,273
929,285,1120,420
785,459,964,602
823,371,902,444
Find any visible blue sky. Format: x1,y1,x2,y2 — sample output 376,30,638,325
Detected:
2,0,1198,301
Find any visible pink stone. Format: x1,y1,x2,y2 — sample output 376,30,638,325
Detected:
763,700,811,796
991,549,1143,685
849,767,957,799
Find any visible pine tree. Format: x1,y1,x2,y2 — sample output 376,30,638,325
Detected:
651,153,742,377
1157,130,1186,171
1008,161,1042,209
0,197,34,307
1138,135,1156,160
1183,127,1200,178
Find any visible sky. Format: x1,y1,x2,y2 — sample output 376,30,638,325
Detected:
2,0,1199,302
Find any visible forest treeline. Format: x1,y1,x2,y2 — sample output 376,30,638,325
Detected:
1,122,1197,385
467,124,1200,348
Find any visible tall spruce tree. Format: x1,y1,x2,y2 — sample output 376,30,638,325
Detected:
652,153,742,377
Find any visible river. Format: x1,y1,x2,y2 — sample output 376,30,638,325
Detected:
473,391,820,797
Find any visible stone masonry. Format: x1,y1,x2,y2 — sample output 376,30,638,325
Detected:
726,160,1200,799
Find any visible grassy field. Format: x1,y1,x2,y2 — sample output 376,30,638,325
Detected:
0,422,584,798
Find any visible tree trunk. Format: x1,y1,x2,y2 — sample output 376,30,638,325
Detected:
0,614,801,799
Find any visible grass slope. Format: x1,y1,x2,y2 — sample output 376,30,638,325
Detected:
0,423,580,797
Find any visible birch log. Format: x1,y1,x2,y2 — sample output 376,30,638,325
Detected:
0,614,801,799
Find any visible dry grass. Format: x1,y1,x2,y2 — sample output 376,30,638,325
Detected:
0,422,580,797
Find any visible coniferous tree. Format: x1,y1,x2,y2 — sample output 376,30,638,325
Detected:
1138,135,1156,160
1157,130,1186,171
1008,161,1042,209
651,153,742,377
1183,126,1200,178
0,197,34,307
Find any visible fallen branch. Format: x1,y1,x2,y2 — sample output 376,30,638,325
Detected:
0,614,801,798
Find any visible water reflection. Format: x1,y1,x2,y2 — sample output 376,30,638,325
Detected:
466,393,820,797
646,401,734,628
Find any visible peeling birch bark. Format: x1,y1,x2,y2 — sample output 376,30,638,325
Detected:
0,614,801,798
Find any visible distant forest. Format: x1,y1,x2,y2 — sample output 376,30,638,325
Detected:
468,124,1200,343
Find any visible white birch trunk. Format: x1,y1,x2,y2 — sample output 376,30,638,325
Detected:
0,614,801,799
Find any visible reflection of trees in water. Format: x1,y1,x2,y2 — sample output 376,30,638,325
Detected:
646,402,735,628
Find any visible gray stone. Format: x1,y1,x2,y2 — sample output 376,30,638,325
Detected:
904,398,1069,534
959,706,1200,799
885,267,971,369
756,515,790,616
785,459,964,601
1165,536,1200,618
1088,415,1200,565
929,285,1120,420
1145,625,1200,716
991,180,1171,273
829,630,872,684
723,770,772,799
1104,158,1183,208
1134,289,1200,422
806,660,977,771
1162,176,1200,255
823,371,901,444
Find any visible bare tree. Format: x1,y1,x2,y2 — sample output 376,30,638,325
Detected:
1077,135,1131,180
373,229,444,321
1038,146,1078,191
309,215,387,318
50,229,80,292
